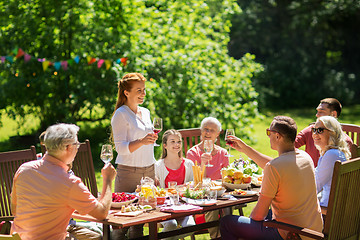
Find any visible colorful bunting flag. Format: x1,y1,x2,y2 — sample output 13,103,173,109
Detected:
97,59,104,68
16,48,25,58
42,61,50,71
2,47,128,72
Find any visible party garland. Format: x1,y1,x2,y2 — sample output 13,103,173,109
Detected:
0,47,128,72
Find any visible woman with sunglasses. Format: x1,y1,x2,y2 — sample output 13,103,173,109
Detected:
312,116,350,207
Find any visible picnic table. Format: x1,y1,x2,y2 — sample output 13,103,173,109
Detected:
72,193,259,240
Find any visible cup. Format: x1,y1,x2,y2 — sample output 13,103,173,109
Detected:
169,193,179,205
168,181,177,189
207,190,217,201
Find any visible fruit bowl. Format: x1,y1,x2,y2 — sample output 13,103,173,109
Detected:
222,182,251,190
111,192,138,208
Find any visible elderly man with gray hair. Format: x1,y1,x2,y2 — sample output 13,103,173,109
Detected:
11,123,116,240
186,117,230,239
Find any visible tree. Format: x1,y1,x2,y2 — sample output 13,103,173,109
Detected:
229,0,360,109
1,0,262,140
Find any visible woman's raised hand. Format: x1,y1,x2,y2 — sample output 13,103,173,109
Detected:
141,132,158,145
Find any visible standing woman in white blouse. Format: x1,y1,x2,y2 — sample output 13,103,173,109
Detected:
111,72,157,239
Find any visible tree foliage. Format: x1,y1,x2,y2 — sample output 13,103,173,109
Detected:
0,0,262,139
229,0,360,109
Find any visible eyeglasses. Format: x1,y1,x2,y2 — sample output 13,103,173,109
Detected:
71,141,81,149
311,127,329,135
266,128,281,136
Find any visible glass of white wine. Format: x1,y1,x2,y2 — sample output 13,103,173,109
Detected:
100,144,113,165
204,140,214,167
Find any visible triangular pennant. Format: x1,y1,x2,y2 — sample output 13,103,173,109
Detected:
88,57,96,65
116,58,121,64
61,61,68,71
120,57,128,67
1,56,5,63
74,55,80,64
54,62,61,70
16,48,25,58
42,61,50,71
5,56,14,63
68,59,74,66
24,54,31,62
38,58,45,62
105,60,111,70
97,59,104,68
12,48,18,55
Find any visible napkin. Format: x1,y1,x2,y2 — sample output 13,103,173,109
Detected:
160,204,203,213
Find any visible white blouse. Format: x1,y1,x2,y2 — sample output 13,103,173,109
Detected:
111,105,155,167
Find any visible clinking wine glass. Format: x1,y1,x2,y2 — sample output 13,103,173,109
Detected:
225,129,235,157
204,140,214,167
153,117,163,146
100,144,113,165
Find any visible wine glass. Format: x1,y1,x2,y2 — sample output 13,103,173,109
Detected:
100,144,113,165
225,129,235,157
153,117,163,146
204,140,214,167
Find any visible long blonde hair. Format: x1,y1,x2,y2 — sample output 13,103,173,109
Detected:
316,116,351,159
161,129,183,159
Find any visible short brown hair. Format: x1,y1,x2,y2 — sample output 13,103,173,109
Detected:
320,98,342,117
270,116,297,142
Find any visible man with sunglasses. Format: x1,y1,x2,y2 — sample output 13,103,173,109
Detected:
220,116,322,240
11,123,117,240
295,98,353,167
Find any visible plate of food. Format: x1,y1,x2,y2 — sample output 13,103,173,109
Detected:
251,175,263,187
181,197,217,206
229,189,258,197
222,181,251,190
205,186,226,197
111,192,138,208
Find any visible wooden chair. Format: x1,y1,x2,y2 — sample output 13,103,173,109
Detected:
41,139,98,197
341,123,360,159
0,233,21,240
263,157,360,239
0,147,37,218
178,128,221,155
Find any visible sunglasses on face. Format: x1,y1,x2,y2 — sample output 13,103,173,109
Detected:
266,128,279,136
311,127,329,134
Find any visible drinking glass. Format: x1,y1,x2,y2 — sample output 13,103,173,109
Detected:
153,117,163,146
225,129,235,157
168,181,179,205
204,140,214,167
207,190,217,201
100,144,113,165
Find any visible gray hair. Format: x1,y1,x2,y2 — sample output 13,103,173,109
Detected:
316,116,350,159
44,123,79,153
200,117,222,132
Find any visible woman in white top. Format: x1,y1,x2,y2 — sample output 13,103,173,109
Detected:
312,116,350,207
111,73,157,239
155,129,195,240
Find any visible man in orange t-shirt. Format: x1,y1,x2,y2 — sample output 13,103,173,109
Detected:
11,123,116,240
221,116,323,240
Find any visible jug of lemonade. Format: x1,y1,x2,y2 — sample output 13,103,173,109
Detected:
139,177,156,208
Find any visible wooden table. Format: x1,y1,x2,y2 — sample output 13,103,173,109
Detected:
72,194,258,240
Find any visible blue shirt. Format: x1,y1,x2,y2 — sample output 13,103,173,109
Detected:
315,148,346,207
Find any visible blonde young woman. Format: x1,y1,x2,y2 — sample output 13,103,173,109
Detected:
312,116,350,207
155,129,195,240
111,73,157,239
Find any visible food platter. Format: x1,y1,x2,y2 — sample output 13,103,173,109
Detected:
229,190,258,197
222,181,251,190
181,197,217,206
111,197,137,208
